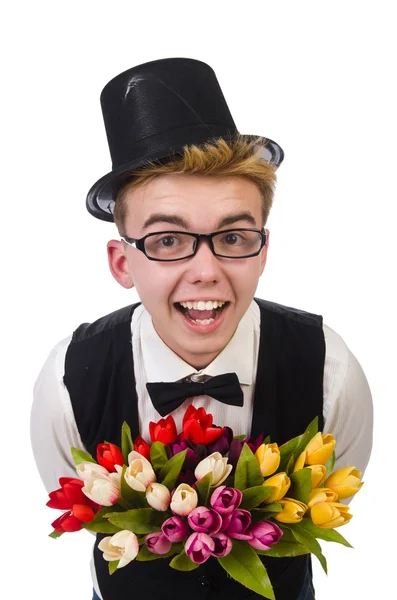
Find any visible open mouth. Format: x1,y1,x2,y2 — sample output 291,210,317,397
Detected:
174,302,229,325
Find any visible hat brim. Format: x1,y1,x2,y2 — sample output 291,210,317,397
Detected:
86,134,284,223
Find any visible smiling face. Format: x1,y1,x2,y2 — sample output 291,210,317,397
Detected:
107,173,269,369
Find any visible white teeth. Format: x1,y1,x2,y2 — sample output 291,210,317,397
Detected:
178,300,226,310
194,318,215,325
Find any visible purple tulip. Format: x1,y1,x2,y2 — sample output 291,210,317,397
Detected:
228,434,265,468
145,532,172,555
185,532,215,564
168,440,201,470
223,509,252,540
210,532,233,557
162,516,189,542
247,521,283,551
210,485,242,514
188,506,222,534
207,427,234,455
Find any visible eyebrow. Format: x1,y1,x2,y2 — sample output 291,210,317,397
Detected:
141,211,257,233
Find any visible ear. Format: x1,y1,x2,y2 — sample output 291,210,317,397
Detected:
259,228,270,275
107,240,134,289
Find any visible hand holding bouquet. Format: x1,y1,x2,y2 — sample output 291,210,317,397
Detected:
47,405,363,599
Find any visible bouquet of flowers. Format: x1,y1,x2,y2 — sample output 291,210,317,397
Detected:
47,405,363,599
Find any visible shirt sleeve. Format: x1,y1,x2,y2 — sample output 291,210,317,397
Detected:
322,324,373,484
30,335,88,494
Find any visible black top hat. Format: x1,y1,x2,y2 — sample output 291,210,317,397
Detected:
86,58,284,222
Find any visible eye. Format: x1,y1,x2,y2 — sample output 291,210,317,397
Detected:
158,235,179,247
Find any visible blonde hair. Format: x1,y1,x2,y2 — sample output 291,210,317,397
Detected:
114,134,277,233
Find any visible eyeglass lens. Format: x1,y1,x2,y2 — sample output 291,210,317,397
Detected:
144,230,263,260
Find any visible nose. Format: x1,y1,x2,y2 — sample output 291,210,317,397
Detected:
186,236,222,281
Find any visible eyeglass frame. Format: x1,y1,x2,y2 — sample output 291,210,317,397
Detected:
120,228,267,262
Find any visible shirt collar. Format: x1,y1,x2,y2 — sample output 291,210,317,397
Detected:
141,302,255,386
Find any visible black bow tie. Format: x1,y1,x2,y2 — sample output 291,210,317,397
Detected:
146,372,244,417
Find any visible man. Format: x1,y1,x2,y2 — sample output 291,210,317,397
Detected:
31,58,373,600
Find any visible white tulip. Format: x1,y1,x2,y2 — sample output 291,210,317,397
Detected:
146,483,171,511
124,451,156,492
194,452,233,487
76,462,120,506
98,530,139,568
170,483,198,516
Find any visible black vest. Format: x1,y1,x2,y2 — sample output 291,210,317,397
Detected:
64,297,325,600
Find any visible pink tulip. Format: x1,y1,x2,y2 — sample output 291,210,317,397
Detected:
210,532,233,557
247,521,283,551
210,486,242,514
223,509,252,540
185,532,215,564
188,506,222,534
162,516,189,542
145,532,172,555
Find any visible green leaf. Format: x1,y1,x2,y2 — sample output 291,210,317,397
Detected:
234,444,264,491
106,508,164,534
150,442,169,471
278,436,302,473
298,518,353,548
71,447,96,467
83,507,122,534
109,560,119,575
195,472,213,506
283,523,328,574
234,434,246,441
121,422,134,465
159,450,187,490
170,548,200,571
258,541,309,558
251,503,283,522
48,530,64,539
240,486,272,510
218,540,275,599
288,468,312,504
136,542,183,561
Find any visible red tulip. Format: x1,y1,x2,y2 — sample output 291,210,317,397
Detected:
97,443,124,472
47,477,98,533
149,415,177,444
134,436,151,461
182,406,225,445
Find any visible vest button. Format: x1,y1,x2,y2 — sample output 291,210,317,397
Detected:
198,575,210,586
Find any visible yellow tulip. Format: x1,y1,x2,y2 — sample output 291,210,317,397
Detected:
310,501,352,528
325,466,363,500
255,443,280,477
308,487,338,507
305,432,336,465
306,464,327,488
294,433,336,472
275,498,308,523
262,472,291,503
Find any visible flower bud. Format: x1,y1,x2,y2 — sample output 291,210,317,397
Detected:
188,506,222,534
308,487,338,507
162,516,189,542
223,509,252,540
210,532,233,557
210,486,242,514
77,462,120,506
325,467,363,500
255,443,280,477
185,532,215,564
145,532,172,554
98,530,139,568
306,464,327,488
170,484,198,516
195,452,232,487
275,498,308,523
124,451,156,492
305,433,336,465
310,501,352,528
262,472,291,504
145,483,171,511
247,521,283,551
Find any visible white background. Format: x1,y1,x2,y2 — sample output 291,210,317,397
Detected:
2,1,396,598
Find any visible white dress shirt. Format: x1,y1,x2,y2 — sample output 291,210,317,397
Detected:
31,299,373,599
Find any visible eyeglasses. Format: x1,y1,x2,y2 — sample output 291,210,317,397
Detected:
120,228,267,261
